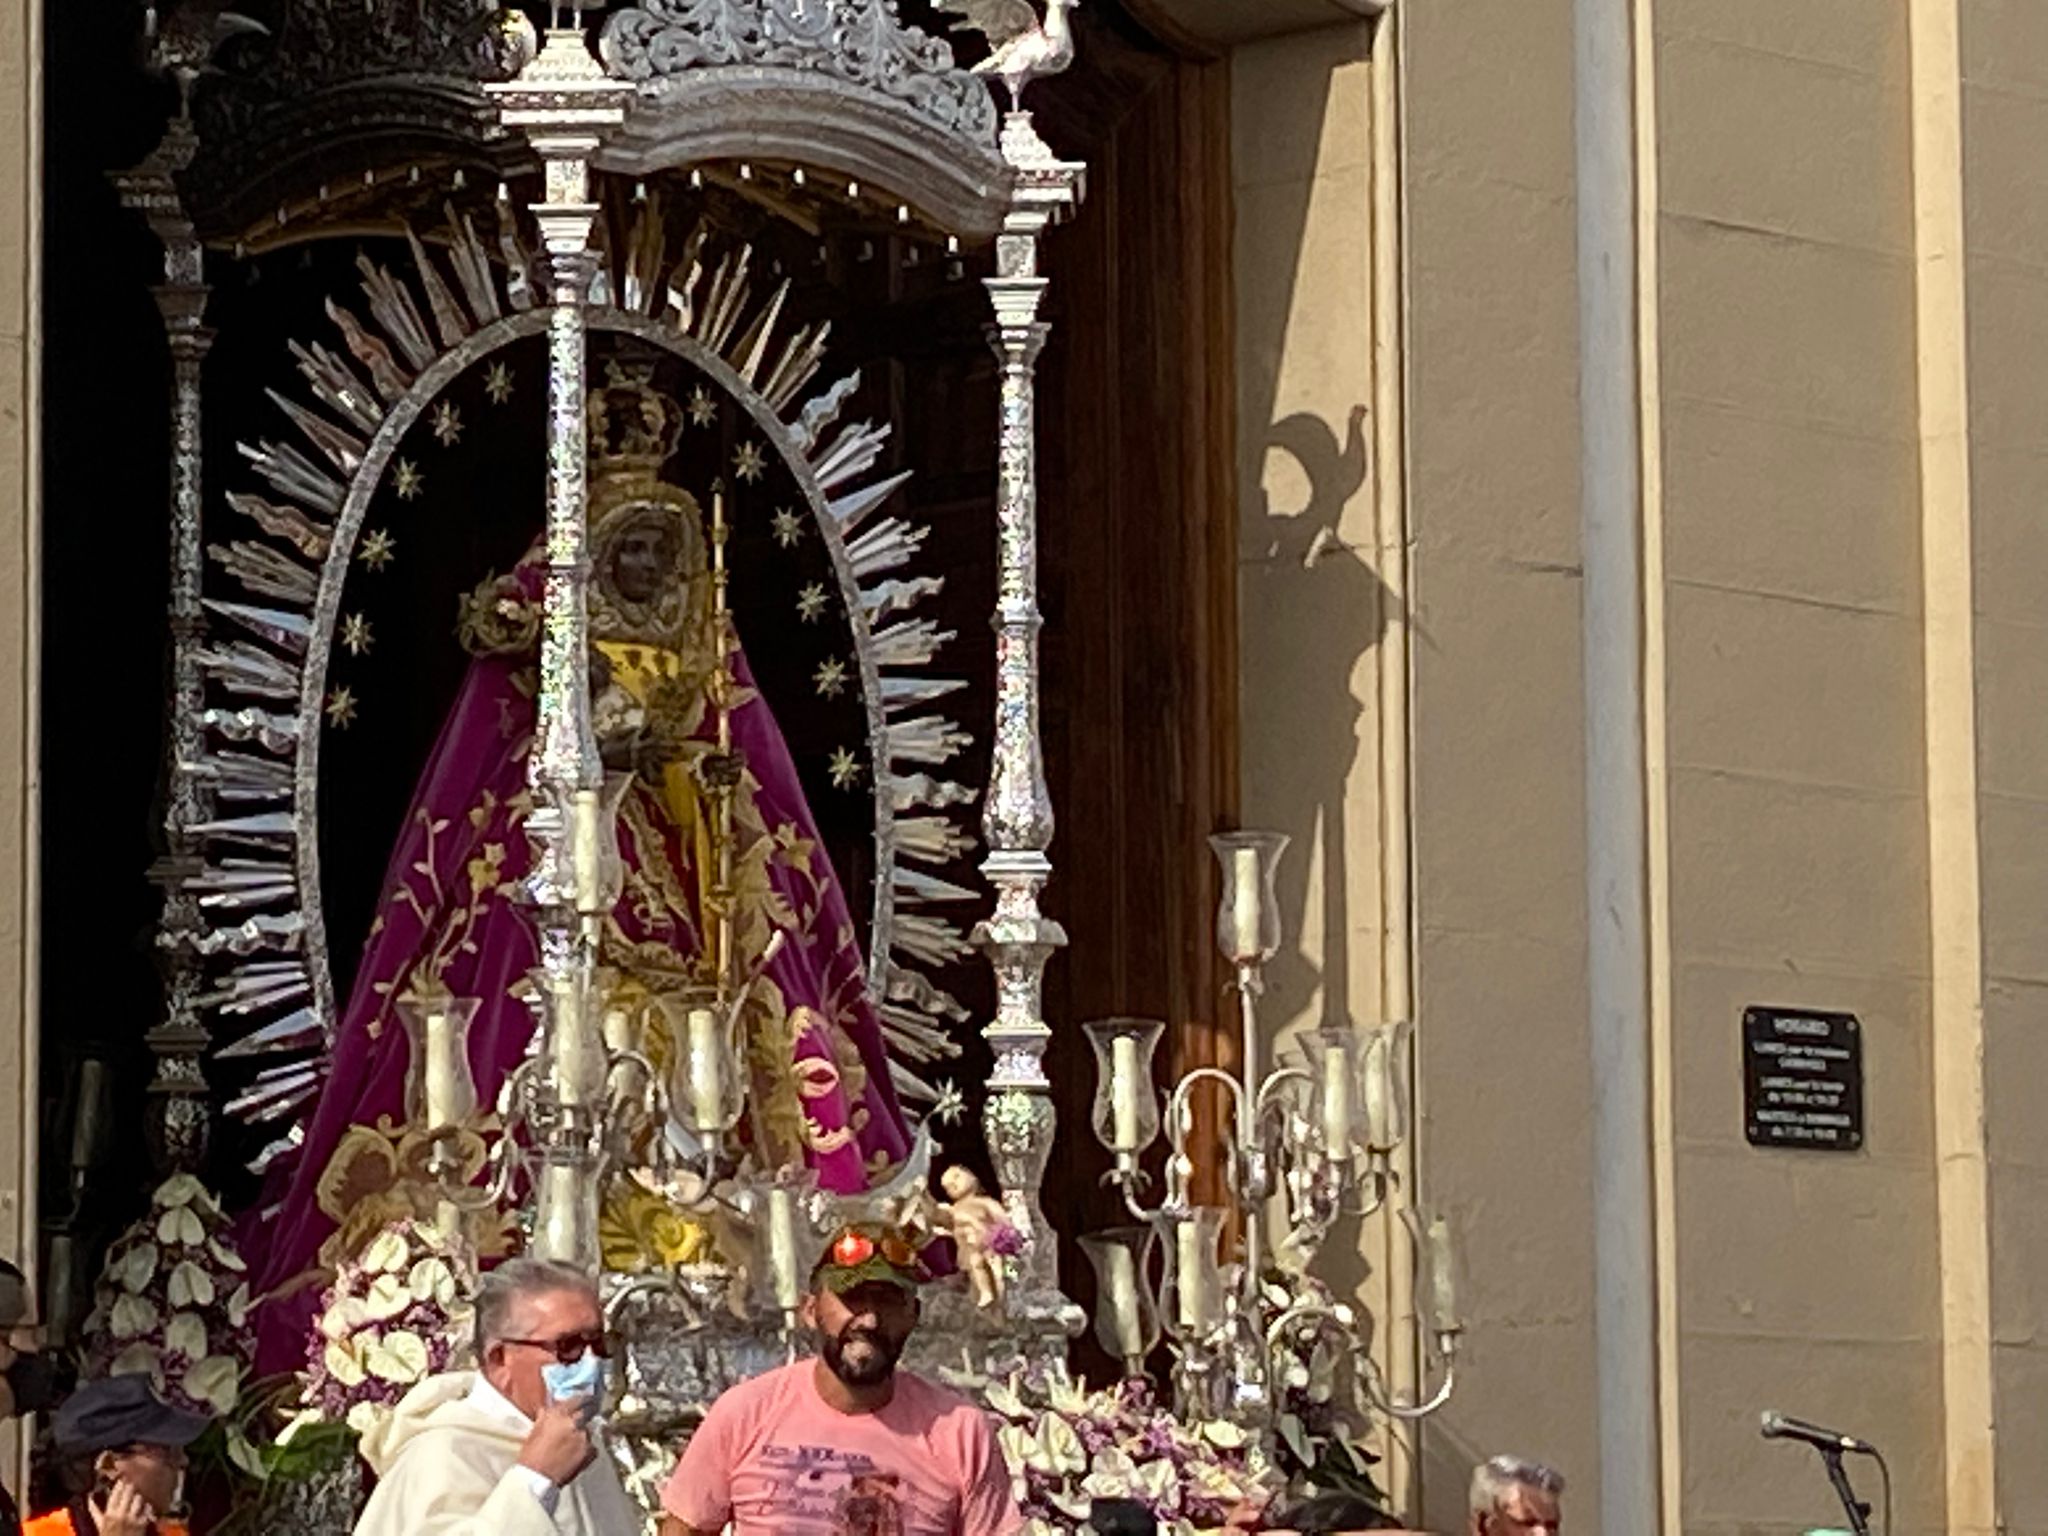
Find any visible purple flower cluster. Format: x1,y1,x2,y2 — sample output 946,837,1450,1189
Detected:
990,1223,1029,1259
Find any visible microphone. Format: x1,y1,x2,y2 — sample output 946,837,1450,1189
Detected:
1760,1411,1875,1455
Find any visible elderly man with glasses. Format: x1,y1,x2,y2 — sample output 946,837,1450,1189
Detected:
351,1256,638,1536
1468,1456,1564,1536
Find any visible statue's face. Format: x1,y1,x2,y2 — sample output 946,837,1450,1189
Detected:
941,1166,976,1200
611,521,672,603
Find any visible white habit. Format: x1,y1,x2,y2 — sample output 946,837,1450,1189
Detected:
352,1370,642,1536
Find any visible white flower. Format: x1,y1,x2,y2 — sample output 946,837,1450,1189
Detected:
184,1354,239,1415
157,1206,205,1248
117,1243,159,1293
323,1339,367,1388
984,1380,1028,1421
207,1238,248,1274
997,1422,1036,1475
226,1426,268,1481
1081,1446,1138,1500
1044,1371,1089,1418
345,1399,386,1437
226,1282,251,1329
110,1292,160,1339
318,1295,368,1341
110,1343,162,1384
164,1312,209,1361
361,1228,412,1275
362,1273,411,1322
155,1174,206,1209
365,1330,429,1385
1200,1418,1250,1450
276,1408,324,1447
167,1262,215,1309
1031,1413,1087,1476
407,1257,456,1306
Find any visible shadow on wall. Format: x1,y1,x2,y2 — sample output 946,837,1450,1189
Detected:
1246,400,1397,1041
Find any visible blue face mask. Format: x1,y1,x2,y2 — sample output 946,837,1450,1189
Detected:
541,1351,606,1422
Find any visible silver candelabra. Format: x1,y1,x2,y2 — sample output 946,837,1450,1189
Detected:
1079,831,1462,1444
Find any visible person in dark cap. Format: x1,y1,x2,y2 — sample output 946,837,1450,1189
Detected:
658,1223,1021,1536
21,1374,208,1536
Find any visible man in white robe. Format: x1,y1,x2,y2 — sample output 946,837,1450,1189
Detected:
352,1257,642,1536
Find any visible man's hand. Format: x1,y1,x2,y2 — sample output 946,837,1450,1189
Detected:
516,1396,598,1487
91,1478,153,1536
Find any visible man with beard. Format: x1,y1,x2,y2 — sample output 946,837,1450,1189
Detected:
658,1224,1020,1536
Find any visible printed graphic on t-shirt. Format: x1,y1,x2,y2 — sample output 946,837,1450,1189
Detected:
748,1442,952,1535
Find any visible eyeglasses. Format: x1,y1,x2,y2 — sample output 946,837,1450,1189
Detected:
499,1331,610,1365
826,1229,918,1271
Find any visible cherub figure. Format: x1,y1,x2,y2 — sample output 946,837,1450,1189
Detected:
935,1165,1020,1310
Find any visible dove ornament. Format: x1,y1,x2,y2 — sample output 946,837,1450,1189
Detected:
937,0,1080,115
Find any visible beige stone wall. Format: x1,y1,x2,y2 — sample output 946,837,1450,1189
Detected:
0,0,39,1495
1960,1,2048,1530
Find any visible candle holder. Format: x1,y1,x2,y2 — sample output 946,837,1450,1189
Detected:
1082,828,1459,1456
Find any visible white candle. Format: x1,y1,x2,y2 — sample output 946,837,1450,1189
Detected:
686,1005,725,1132
423,1006,462,1128
1099,1245,1146,1359
1110,1035,1142,1149
765,1187,802,1310
1428,1217,1460,1333
1320,1040,1354,1156
554,977,597,1106
1364,1031,1395,1150
572,787,603,912
1228,845,1263,961
1175,1219,1213,1332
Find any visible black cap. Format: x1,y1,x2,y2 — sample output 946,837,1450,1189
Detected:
51,1376,211,1459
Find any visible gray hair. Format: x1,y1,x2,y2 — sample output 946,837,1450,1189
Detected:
473,1257,597,1360
1470,1455,1566,1517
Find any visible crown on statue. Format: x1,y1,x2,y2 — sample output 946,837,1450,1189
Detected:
587,361,686,486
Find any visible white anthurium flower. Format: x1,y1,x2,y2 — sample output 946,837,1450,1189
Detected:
1135,1457,1181,1509
167,1261,215,1310
110,1292,160,1339
345,1400,385,1437
164,1312,210,1361
1048,1487,1094,1521
1044,1372,1089,1418
1200,1417,1251,1451
983,1380,1029,1421
226,1282,252,1330
185,1355,240,1415
118,1243,159,1293
361,1228,412,1276
155,1174,205,1209
323,1338,367,1388
365,1329,429,1385
276,1408,324,1448
225,1426,269,1481
1032,1413,1087,1477
362,1273,411,1322
157,1206,205,1248
318,1295,368,1341
110,1343,163,1385
207,1238,248,1274
997,1421,1036,1475
407,1257,456,1306
1081,1447,1139,1501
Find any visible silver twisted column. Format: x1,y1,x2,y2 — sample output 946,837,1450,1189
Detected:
487,32,631,1269
974,114,1085,1352
116,118,216,1173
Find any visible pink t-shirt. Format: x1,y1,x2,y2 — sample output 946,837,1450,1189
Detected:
661,1359,1022,1536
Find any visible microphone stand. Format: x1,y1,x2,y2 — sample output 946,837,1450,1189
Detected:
1817,1446,1873,1536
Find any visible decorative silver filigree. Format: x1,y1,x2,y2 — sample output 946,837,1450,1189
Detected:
601,0,1001,147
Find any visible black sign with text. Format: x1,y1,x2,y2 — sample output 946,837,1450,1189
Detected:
1743,1006,1864,1152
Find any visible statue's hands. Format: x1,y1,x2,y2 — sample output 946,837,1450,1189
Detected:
695,748,747,794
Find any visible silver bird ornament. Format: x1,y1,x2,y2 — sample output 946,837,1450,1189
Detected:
936,0,1079,115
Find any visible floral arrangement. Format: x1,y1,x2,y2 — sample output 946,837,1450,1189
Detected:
988,1370,1279,1536
1258,1271,1388,1510
292,1217,478,1437
84,1173,253,1418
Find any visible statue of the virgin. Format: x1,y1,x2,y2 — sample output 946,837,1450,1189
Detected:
250,365,913,1366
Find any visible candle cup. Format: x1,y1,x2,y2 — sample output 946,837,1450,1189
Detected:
398,993,483,1132
1208,831,1288,967
1162,1205,1227,1339
1361,1018,1413,1153
1084,1018,1166,1156
747,1169,821,1316
1079,1225,1161,1373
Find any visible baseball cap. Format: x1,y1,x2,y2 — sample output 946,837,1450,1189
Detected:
811,1224,926,1294
52,1376,211,1459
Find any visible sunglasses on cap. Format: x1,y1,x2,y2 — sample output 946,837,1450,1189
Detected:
500,1331,611,1365
825,1229,919,1271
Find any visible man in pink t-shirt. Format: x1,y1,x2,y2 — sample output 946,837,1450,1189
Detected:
658,1223,1022,1536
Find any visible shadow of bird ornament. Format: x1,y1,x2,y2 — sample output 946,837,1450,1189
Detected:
937,0,1079,115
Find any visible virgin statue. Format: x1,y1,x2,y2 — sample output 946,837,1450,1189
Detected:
250,364,913,1367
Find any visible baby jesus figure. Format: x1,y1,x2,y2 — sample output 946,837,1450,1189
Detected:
935,1165,1025,1310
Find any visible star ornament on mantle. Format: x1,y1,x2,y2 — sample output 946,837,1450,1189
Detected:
359,529,397,570
813,657,849,699
431,400,464,447
733,441,767,483
392,459,424,501
484,361,514,405
341,614,375,656
687,386,717,427
772,508,805,549
796,583,828,623
324,688,359,729
827,746,863,790
931,1080,967,1127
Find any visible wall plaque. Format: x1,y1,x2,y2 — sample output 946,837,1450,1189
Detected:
1743,1006,1864,1152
